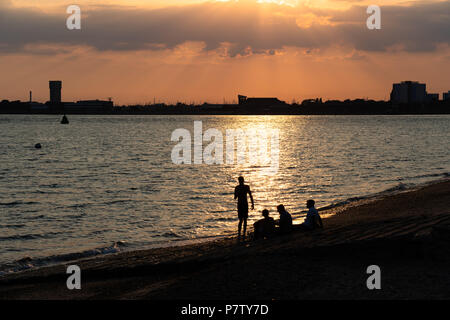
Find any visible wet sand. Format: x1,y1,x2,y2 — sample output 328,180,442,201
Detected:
1,180,449,300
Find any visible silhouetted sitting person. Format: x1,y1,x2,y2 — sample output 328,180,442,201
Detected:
276,204,293,234
253,209,276,240
299,200,323,231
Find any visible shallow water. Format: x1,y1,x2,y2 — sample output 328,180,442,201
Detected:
0,114,449,268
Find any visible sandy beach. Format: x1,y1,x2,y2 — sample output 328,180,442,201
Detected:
1,180,449,300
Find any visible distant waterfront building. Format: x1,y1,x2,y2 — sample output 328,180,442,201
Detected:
30,102,49,112
49,81,62,104
390,81,427,104
201,103,226,110
301,98,323,106
444,91,450,101
64,100,113,113
238,95,285,107
426,93,439,102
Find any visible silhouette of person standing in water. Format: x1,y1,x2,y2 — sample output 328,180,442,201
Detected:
234,176,254,242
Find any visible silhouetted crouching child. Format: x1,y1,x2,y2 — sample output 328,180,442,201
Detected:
276,204,293,234
253,209,276,240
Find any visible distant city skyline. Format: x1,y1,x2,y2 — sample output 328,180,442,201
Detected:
1,0,449,105
3,79,449,106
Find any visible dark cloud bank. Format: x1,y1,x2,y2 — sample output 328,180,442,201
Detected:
0,0,449,55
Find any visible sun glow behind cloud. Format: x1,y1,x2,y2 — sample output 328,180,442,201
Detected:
1,0,449,104
236,0,298,7
9,0,424,11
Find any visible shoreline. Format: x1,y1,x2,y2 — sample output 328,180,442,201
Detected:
1,175,448,276
2,106,450,116
1,179,449,299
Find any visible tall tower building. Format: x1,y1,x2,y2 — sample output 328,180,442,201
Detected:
49,81,62,104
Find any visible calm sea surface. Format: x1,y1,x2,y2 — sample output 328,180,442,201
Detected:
0,115,449,270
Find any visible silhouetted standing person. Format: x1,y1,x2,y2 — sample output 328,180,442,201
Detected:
234,176,254,241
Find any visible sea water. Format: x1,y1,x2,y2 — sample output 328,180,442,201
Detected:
0,114,449,271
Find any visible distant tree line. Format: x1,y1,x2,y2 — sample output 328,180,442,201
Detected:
1,99,449,115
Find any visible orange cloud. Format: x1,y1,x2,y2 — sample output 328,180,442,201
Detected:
0,0,449,104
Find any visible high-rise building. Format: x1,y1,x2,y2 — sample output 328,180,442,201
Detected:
390,81,427,104
49,81,62,104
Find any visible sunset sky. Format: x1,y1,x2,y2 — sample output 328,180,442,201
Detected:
0,0,449,105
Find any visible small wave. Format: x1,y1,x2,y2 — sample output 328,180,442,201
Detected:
0,241,128,276
103,199,133,205
189,196,207,200
87,229,111,236
156,230,183,238
0,231,66,242
409,172,449,180
67,203,91,209
320,184,409,211
23,214,46,220
381,183,408,193
317,175,450,214
0,224,25,229
0,234,37,241
17,256,33,263
208,217,235,222
39,184,59,188
0,201,38,207
62,213,86,219
318,200,353,212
